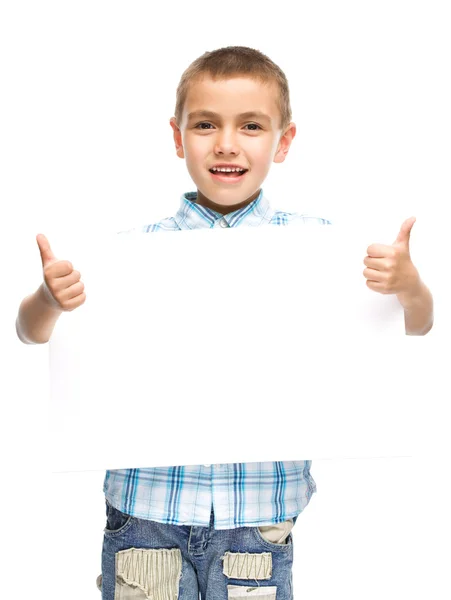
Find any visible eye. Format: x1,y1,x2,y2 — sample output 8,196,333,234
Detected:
194,122,262,131
195,122,214,129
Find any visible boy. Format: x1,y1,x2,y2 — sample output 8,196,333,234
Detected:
16,46,433,600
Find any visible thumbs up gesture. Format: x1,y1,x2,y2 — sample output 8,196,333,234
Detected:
363,217,421,300
37,234,86,311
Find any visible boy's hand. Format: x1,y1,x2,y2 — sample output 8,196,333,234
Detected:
37,233,86,311
363,217,422,306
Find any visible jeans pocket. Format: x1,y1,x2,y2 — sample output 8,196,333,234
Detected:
257,519,294,546
104,501,134,536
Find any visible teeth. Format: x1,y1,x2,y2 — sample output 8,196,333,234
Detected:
211,167,245,173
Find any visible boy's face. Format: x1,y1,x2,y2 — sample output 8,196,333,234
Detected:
170,76,296,214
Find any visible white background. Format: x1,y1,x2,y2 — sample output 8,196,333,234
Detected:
1,0,450,598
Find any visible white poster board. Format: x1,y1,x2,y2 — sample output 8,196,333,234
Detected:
49,225,412,472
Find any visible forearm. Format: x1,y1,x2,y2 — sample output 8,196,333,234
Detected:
16,283,63,344
397,280,434,336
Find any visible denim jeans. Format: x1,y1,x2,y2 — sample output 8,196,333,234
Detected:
100,500,297,600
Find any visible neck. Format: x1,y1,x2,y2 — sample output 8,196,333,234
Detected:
195,189,261,215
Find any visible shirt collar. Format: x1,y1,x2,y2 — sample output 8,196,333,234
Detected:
174,189,276,230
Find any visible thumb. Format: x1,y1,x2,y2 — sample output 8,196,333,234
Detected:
394,216,416,247
36,233,58,268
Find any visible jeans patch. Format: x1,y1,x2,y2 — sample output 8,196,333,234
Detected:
114,547,182,600
221,552,272,580
227,584,277,599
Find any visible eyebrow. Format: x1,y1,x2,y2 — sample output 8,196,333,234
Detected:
187,110,272,123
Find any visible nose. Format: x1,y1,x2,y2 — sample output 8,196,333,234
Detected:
214,128,240,156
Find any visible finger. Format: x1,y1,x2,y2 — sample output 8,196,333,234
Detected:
366,280,390,294
36,234,57,268
53,282,86,311
363,267,385,282
60,281,85,302
60,291,87,312
363,256,390,270
48,269,81,292
44,260,74,279
394,216,416,246
366,243,396,258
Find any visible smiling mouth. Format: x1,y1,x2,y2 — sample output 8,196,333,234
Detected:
209,169,248,178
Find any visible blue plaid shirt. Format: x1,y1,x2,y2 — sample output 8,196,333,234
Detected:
104,189,331,529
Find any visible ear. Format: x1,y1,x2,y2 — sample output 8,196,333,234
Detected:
169,117,185,159
274,122,296,164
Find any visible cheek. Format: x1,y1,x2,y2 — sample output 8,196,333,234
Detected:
185,140,210,163
254,154,275,174
245,143,271,164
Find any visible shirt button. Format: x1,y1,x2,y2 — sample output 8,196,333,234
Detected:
219,219,228,228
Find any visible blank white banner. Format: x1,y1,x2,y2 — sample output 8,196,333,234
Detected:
48,224,420,472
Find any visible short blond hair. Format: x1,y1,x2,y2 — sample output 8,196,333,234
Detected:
174,46,292,131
